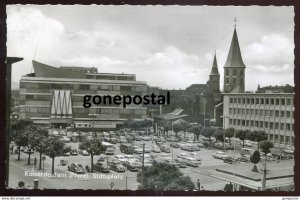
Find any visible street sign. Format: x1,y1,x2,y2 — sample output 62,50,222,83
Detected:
42,156,46,161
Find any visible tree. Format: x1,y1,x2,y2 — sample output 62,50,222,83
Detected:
30,126,48,170
248,131,268,149
188,125,202,142
236,130,249,148
173,123,182,138
45,137,69,175
215,129,225,148
201,127,216,146
13,130,28,161
225,128,235,145
11,119,33,160
79,138,105,172
137,161,194,191
259,140,274,155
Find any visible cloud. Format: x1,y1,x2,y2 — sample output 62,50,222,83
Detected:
244,34,294,74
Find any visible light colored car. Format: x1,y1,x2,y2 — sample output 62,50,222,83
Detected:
144,146,152,153
79,150,90,156
151,145,161,153
177,153,188,159
133,147,143,154
105,147,115,155
189,153,202,161
185,157,200,167
241,140,253,147
114,155,127,163
212,151,229,159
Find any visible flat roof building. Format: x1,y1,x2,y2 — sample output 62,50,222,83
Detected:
223,93,294,148
18,60,148,129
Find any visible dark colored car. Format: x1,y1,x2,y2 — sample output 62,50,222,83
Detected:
223,156,239,164
110,162,126,172
93,162,110,173
170,143,180,148
60,159,68,166
68,163,85,174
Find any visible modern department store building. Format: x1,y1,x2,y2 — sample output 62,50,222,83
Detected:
18,60,148,129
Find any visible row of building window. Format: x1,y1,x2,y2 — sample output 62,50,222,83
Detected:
229,108,293,118
229,96,293,106
20,82,147,92
225,77,243,85
229,118,294,131
73,108,147,115
269,135,294,145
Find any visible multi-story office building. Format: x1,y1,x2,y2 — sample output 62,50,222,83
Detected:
223,93,294,148
18,60,148,129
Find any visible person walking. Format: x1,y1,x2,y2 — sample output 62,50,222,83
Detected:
34,157,37,168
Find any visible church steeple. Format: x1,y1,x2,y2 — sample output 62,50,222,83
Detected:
223,19,246,93
224,27,246,68
209,51,220,92
210,51,220,76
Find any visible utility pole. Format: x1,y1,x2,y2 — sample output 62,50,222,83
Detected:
233,129,236,191
125,175,128,190
141,143,145,190
261,163,267,191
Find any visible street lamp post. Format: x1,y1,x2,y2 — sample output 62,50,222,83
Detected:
141,143,145,190
223,115,229,151
233,129,236,191
89,114,98,138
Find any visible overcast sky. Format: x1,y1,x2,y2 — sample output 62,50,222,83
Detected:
7,5,294,91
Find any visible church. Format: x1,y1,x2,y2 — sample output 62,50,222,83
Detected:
156,25,246,127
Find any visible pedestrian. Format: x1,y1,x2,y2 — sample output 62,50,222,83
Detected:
196,179,201,191
201,186,204,191
34,157,37,168
11,145,14,154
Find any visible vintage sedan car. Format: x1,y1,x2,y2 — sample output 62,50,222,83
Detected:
114,155,127,163
68,163,85,174
110,162,126,172
170,143,180,148
125,161,142,171
161,145,171,153
70,148,78,156
223,156,239,164
240,140,253,147
185,157,199,167
212,151,229,160
133,147,144,154
151,145,161,153
105,147,115,155
78,149,90,156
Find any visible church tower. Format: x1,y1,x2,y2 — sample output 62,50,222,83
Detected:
209,51,220,92
223,23,246,93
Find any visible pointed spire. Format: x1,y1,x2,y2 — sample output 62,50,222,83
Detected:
210,51,219,75
224,27,246,68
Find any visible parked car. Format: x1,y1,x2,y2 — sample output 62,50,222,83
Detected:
166,136,179,142
105,147,115,155
97,154,109,162
238,155,250,163
135,136,143,141
197,143,205,148
223,156,239,164
79,149,90,156
110,161,126,172
70,148,78,155
68,163,85,174
126,161,142,171
114,155,127,163
240,140,253,147
185,157,199,167
151,145,161,153
174,158,187,168
189,153,202,161
24,148,35,154
92,162,110,173
142,136,151,141
212,151,229,159
133,147,143,154
110,137,119,144
62,151,71,156
170,143,180,148
177,153,189,160
283,148,294,154
161,145,171,153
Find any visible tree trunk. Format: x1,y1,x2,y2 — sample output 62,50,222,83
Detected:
27,148,31,165
52,157,55,175
209,136,211,146
242,140,245,148
17,146,21,160
39,151,42,170
229,137,231,146
91,152,94,172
